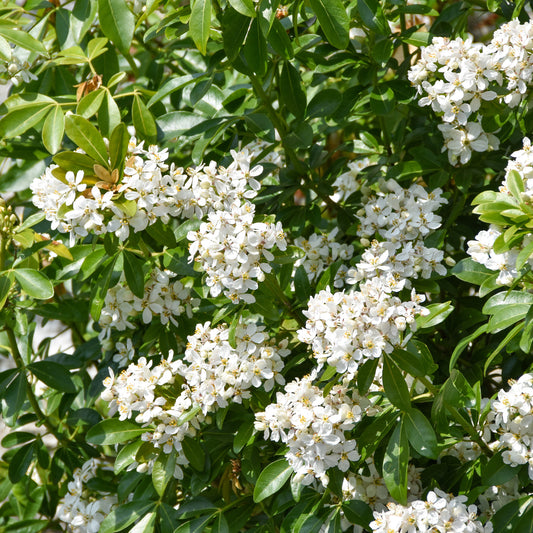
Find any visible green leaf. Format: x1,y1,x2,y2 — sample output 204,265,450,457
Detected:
42,105,65,154
0,28,47,54
253,458,293,502
307,89,341,118
483,290,533,315
123,251,145,299
356,0,389,34
211,513,230,533
370,84,395,115
309,0,349,49
268,18,293,59
382,353,411,411
341,500,373,528
403,408,439,459
517,238,533,270
280,61,306,120
233,420,255,453
416,302,454,329
99,91,122,139
4,373,26,419
13,268,54,300
130,512,156,533
190,0,212,55
86,419,145,445
27,361,76,393
115,440,144,474
152,451,176,496
65,114,109,167
98,0,135,55
87,37,109,60
182,437,205,471
8,442,35,484
228,0,256,17
1,431,36,448
452,258,494,285
100,501,157,533
0,274,13,311
244,18,267,76
0,34,11,61
492,497,533,533
383,421,409,505
147,74,205,108
157,111,207,139
449,323,488,371
506,169,525,200
357,358,379,395
132,94,157,143
0,104,54,138
482,451,520,486
109,122,129,174
77,88,106,118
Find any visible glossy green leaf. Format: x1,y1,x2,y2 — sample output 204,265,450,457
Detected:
356,0,390,34
0,274,13,311
244,18,267,76
13,268,54,299
0,28,47,54
482,451,520,486
190,0,212,55
253,458,292,502
4,373,26,419
100,501,157,533
309,0,349,49
383,421,409,505
65,114,109,167
86,419,145,445
152,451,176,496
452,258,495,285
123,251,145,299
42,105,65,154
8,442,35,484
115,440,144,474
0,104,53,138
132,94,157,143
98,0,135,55
268,18,293,59
307,89,341,118
109,122,129,173
229,0,255,17
182,437,205,471
341,500,373,528
99,91,122,139
27,360,76,393
416,302,454,329
77,88,106,118
382,354,411,411
280,61,306,120
403,408,439,459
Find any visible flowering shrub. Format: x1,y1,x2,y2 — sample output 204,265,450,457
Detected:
3,1,533,532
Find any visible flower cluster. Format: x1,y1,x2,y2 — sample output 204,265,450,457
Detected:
347,179,448,289
330,158,372,203
342,456,423,511
255,374,372,487
370,489,493,533
0,46,38,86
297,283,427,378
467,138,533,285
102,322,288,474
293,228,353,287
31,144,265,243
409,19,533,165
187,202,287,303
487,373,533,480
98,268,198,340
55,458,118,533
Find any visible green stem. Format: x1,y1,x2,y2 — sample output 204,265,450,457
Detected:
448,405,493,457
0,235,6,271
248,73,355,220
6,327,64,442
417,375,438,396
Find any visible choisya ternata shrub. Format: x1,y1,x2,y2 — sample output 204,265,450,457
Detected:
4,1,533,532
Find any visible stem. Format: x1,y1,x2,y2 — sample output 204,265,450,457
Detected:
0,235,6,271
6,327,64,442
417,375,438,396
399,13,410,66
448,405,493,457
248,73,355,220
